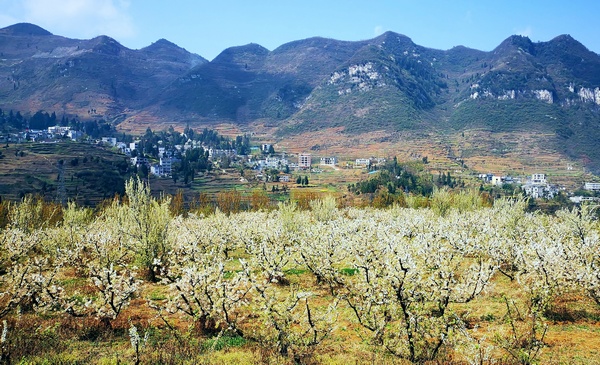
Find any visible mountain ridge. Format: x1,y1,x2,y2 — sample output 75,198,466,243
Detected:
1,23,600,172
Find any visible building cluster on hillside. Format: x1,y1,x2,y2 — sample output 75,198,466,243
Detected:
479,172,564,199
521,173,559,199
254,155,290,170
254,153,390,172
1,126,83,143
15,124,599,203
570,182,600,204
97,135,240,178
479,172,559,199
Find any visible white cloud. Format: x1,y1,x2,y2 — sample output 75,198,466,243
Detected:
515,26,533,38
374,25,384,37
20,0,136,40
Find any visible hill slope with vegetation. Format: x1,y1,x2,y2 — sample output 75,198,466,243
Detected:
2,23,600,171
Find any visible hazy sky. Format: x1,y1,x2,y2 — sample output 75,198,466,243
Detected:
1,0,598,61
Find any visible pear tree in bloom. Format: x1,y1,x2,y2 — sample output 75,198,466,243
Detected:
236,205,304,284
339,206,497,363
244,261,338,362
161,216,251,335
169,209,242,261
56,215,137,327
295,219,348,288
0,215,61,318
552,206,600,306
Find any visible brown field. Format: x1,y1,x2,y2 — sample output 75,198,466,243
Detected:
6,265,600,364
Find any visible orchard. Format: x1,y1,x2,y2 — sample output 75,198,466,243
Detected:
1,178,599,364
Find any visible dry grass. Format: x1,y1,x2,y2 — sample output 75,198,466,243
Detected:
3,264,600,364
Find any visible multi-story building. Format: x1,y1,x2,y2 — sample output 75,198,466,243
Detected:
523,173,557,199
320,157,338,166
531,173,547,184
298,153,311,169
355,158,371,167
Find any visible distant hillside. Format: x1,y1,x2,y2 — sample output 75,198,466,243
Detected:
1,23,600,172
0,23,206,119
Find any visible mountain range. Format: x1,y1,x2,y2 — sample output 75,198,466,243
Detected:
1,23,600,172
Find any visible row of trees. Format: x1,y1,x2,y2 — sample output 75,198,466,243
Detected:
0,109,60,131
295,175,309,186
137,127,251,161
0,108,117,140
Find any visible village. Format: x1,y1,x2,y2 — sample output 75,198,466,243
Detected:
2,124,600,204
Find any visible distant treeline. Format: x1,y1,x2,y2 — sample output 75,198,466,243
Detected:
137,125,250,156
348,158,435,196
0,108,114,138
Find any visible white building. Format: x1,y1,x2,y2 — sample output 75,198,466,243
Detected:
570,196,600,204
101,137,117,146
208,148,236,160
584,182,600,191
115,142,127,153
48,126,70,136
150,165,167,176
159,157,174,174
256,156,289,169
491,176,503,186
355,158,371,167
320,157,338,166
524,184,545,199
261,144,272,153
522,173,557,199
150,157,180,176
531,173,547,184
130,156,148,166
130,141,140,151
67,130,83,141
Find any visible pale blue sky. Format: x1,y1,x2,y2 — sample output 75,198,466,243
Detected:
1,0,598,60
